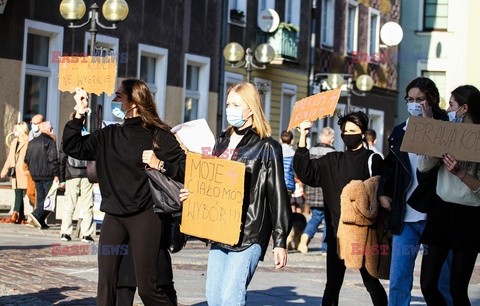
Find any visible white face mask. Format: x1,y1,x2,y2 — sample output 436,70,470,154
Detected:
31,123,39,133
407,102,423,117
13,131,19,137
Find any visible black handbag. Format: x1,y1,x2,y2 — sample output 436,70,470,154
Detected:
145,167,188,253
7,167,15,178
145,167,183,214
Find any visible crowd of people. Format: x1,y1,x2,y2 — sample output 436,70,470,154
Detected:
1,77,479,305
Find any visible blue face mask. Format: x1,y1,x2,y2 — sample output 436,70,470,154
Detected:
112,107,126,120
226,107,249,127
448,107,465,123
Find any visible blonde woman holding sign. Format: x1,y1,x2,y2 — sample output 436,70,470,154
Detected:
418,85,480,305
180,82,291,305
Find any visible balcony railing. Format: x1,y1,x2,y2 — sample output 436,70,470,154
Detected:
257,23,298,62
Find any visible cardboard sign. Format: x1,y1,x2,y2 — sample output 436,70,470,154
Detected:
181,152,245,245
401,116,480,163
58,56,117,95
287,88,341,130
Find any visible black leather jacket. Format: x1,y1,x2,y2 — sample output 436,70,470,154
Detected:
213,127,292,259
24,133,59,181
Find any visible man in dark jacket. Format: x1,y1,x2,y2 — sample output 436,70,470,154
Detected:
24,121,59,229
59,139,94,242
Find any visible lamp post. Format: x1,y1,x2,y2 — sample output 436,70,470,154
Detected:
223,42,275,84
59,0,129,131
317,73,374,113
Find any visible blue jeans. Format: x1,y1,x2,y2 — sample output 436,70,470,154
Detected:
303,208,327,250
32,180,53,225
389,221,453,306
206,243,262,306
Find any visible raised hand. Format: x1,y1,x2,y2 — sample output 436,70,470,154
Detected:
73,87,91,115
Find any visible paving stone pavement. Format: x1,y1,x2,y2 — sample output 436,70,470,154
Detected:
1,185,480,305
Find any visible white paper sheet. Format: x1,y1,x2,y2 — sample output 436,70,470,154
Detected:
172,118,215,154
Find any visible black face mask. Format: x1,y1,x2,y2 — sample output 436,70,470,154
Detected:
341,133,363,150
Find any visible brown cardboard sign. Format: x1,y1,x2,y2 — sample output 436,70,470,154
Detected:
58,56,117,95
287,88,341,130
400,116,480,163
181,152,245,245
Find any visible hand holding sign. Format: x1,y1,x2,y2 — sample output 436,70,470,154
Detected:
73,87,91,115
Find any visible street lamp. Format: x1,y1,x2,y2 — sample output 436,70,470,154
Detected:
223,42,275,83
317,73,374,113
59,0,129,131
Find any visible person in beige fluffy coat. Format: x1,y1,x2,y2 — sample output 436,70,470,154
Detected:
337,175,391,280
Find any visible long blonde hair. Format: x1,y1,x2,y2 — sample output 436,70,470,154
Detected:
227,82,271,139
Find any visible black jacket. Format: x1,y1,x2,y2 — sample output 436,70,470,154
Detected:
213,127,291,259
294,146,384,243
377,122,440,235
24,133,59,181
59,142,88,182
62,117,185,216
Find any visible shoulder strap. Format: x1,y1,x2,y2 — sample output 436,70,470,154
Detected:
368,152,380,177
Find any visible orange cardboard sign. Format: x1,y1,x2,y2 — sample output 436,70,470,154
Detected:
287,88,341,130
58,56,117,95
181,152,245,245
401,116,480,163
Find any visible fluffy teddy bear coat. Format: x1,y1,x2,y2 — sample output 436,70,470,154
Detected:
337,175,391,280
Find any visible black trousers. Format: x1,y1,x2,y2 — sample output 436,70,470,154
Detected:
97,208,175,306
322,240,387,306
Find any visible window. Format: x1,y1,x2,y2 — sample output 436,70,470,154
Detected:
280,83,297,133
85,33,119,124
21,20,63,133
183,54,210,123
422,70,447,109
424,0,448,30
228,0,247,25
254,78,272,121
285,0,300,31
345,1,358,53
258,0,276,16
369,8,380,56
367,109,384,154
222,72,244,129
321,0,335,48
137,44,168,118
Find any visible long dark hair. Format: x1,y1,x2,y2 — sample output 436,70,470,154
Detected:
451,85,480,124
405,77,447,120
121,79,171,132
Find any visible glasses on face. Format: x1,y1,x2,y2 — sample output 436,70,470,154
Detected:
405,97,427,103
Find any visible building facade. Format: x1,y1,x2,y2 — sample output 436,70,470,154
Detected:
312,0,401,154
397,0,480,124
0,0,223,166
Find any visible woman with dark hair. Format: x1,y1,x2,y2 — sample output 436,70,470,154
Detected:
418,85,480,305
294,111,387,305
63,79,186,305
377,76,452,305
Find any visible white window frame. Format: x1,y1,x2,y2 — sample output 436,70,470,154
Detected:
285,0,300,30
345,0,358,54
84,33,119,122
137,44,168,118
222,72,244,129
254,77,272,120
332,104,346,151
279,83,297,134
321,0,335,48
368,8,380,57
183,54,211,123
228,0,247,26
367,109,384,154
20,20,64,135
